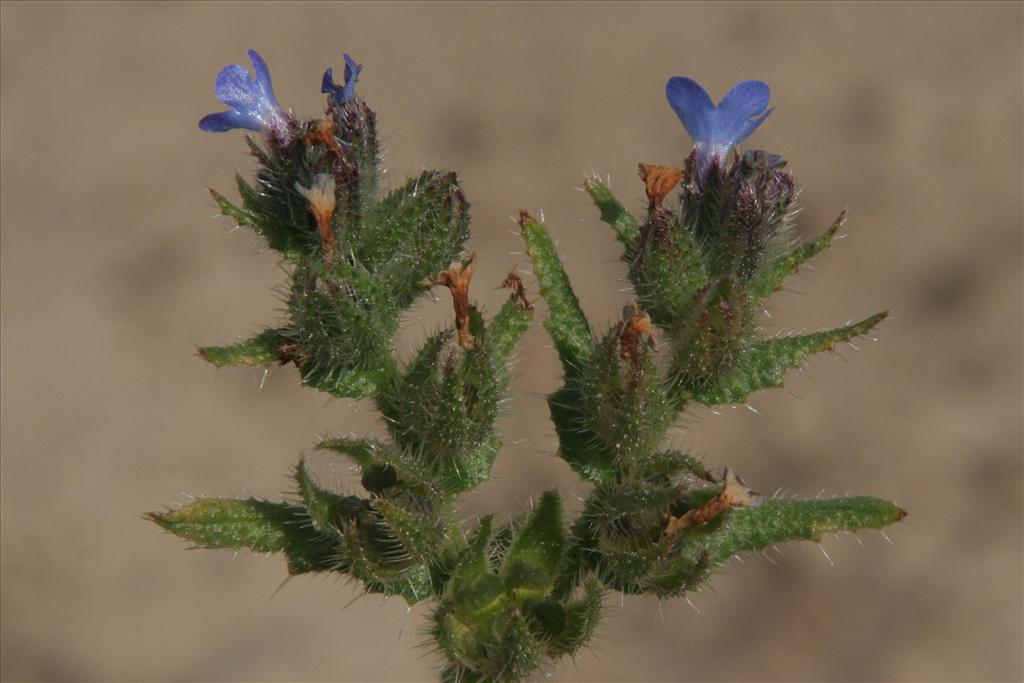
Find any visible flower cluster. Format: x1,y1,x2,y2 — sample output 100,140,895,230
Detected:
321,53,362,106
156,52,903,683
199,50,362,141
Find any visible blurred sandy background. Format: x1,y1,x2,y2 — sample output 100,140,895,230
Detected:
2,2,1021,681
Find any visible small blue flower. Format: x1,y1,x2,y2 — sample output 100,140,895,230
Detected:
199,49,289,137
666,77,773,172
321,54,362,106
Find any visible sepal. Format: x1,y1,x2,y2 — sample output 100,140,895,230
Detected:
326,95,380,215
339,526,434,604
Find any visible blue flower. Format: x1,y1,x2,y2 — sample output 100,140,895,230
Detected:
199,49,289,137
665,77,773,172
321,54,362,106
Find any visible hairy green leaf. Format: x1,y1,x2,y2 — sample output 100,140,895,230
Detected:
585,179,639,259
502,491,564,600
685,311,888,406
198,328,286,368
685,496,906,567
519,213,592,375
147,498,337,575
748,211,845,300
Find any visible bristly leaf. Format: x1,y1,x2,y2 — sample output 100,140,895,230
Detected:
548,309,677,485
305,367,384,399
575,320,675,469
372,498,447,564
641,450,713,482
572,477,711,597
373,302,530,493
146,498,338,575
502,491,565,600
585,179,639,260
682,311,888,406
547,386,616,485
199,328,286,368
235,175,310,261
292,459,367,535
748,210,845,300
340,523,434,605
282,259,395,399
519,212,592,376
486,297,534,363
526,579,603,658
682,495,906,568
209,184,306,263
318,435,387,470
237,136,326,262
449,516,508,620
209,186,257,228
359,171,471,309
628,215,709,331
317,437,442,501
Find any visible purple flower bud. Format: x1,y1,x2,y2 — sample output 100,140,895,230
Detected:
666,77,773,176
321,54,362,106
199,49,289,138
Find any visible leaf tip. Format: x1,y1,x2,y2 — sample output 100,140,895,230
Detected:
144,509,172,531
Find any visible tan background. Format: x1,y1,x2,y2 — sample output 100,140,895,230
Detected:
2,2,1021,681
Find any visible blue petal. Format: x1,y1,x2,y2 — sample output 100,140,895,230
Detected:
321,67,337,95
202,50,287,136
666,77,716,143
321,68,348,104
247,49,281,110
215,64,259,111
343,53,362,89
199,110,261,133
714,80,772,146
